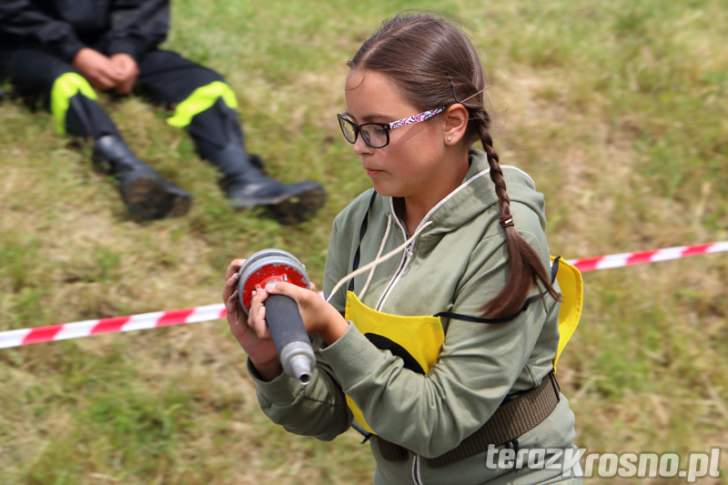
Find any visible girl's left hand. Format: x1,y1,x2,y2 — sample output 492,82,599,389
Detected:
250,281,349,344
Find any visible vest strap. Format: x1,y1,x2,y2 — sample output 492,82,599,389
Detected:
349,191,378,292
375,371,561,467
434,294,539,324
434,257,560,324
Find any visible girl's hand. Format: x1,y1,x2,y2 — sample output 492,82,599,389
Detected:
253,281,349,345
223,259,281,380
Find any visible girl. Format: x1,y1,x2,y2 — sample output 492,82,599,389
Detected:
224,13,580,484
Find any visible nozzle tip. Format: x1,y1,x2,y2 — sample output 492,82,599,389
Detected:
287,352,314,386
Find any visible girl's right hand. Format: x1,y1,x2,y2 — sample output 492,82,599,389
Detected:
223,259,282,380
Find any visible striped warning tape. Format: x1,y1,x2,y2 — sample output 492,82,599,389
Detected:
0,305,226,350
1,241,726,350
568,240,728,272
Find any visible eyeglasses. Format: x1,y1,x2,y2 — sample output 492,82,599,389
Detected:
336,106,445,149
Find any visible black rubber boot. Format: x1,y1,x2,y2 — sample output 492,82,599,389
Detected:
213,144,326,225
187,99,326,224
92,135,191,222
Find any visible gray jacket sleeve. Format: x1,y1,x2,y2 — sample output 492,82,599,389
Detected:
316,216,555,458
248,353,352,441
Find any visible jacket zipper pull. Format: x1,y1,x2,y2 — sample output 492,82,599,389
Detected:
405,243,414,258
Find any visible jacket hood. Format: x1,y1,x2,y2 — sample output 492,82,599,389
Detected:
385,149,546,248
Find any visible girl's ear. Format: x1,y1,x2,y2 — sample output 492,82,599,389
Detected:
442,103,469,146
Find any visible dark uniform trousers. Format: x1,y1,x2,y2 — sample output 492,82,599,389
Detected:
0,46,234,155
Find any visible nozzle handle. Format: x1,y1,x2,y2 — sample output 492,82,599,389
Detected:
265,294,315,384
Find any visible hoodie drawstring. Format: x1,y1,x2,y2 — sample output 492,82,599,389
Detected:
359,213,392,300
326,219,433,304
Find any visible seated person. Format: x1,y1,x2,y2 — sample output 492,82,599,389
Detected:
0,0,326,224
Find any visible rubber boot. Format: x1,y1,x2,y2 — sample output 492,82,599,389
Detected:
213,144,326,225
92,135,191,222
188,99,326,224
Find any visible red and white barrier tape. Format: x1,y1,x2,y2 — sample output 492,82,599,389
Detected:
568,240,728,272
1,241,726,350
0,304,226,350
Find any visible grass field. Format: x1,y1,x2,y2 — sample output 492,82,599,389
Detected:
1,0,727,483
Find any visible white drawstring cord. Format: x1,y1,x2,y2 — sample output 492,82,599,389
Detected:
326,220,433,304
359,213,392,300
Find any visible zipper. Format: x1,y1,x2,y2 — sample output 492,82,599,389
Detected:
376,241,414,311
376,197,437,311
411,454,424,485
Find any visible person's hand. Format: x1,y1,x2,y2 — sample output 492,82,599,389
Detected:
223,259,281,380
109,53,139,94
254,280,349,345
72,48,121,91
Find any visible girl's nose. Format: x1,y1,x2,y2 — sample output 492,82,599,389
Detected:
353,134,374,155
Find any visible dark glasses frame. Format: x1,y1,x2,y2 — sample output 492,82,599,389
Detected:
336,106,445,149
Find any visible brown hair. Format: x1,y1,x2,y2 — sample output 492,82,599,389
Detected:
349,13,560,318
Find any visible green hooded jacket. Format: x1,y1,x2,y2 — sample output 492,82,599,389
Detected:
247,150,580,484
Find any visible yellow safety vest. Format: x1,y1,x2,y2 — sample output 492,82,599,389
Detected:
343,256,583,435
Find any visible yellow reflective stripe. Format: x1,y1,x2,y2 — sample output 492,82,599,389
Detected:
50,73,97,135
166,81,238,128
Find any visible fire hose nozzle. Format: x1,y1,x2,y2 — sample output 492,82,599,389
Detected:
237,249,316,385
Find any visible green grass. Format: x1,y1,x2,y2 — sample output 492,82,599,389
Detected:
1,0,727,483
